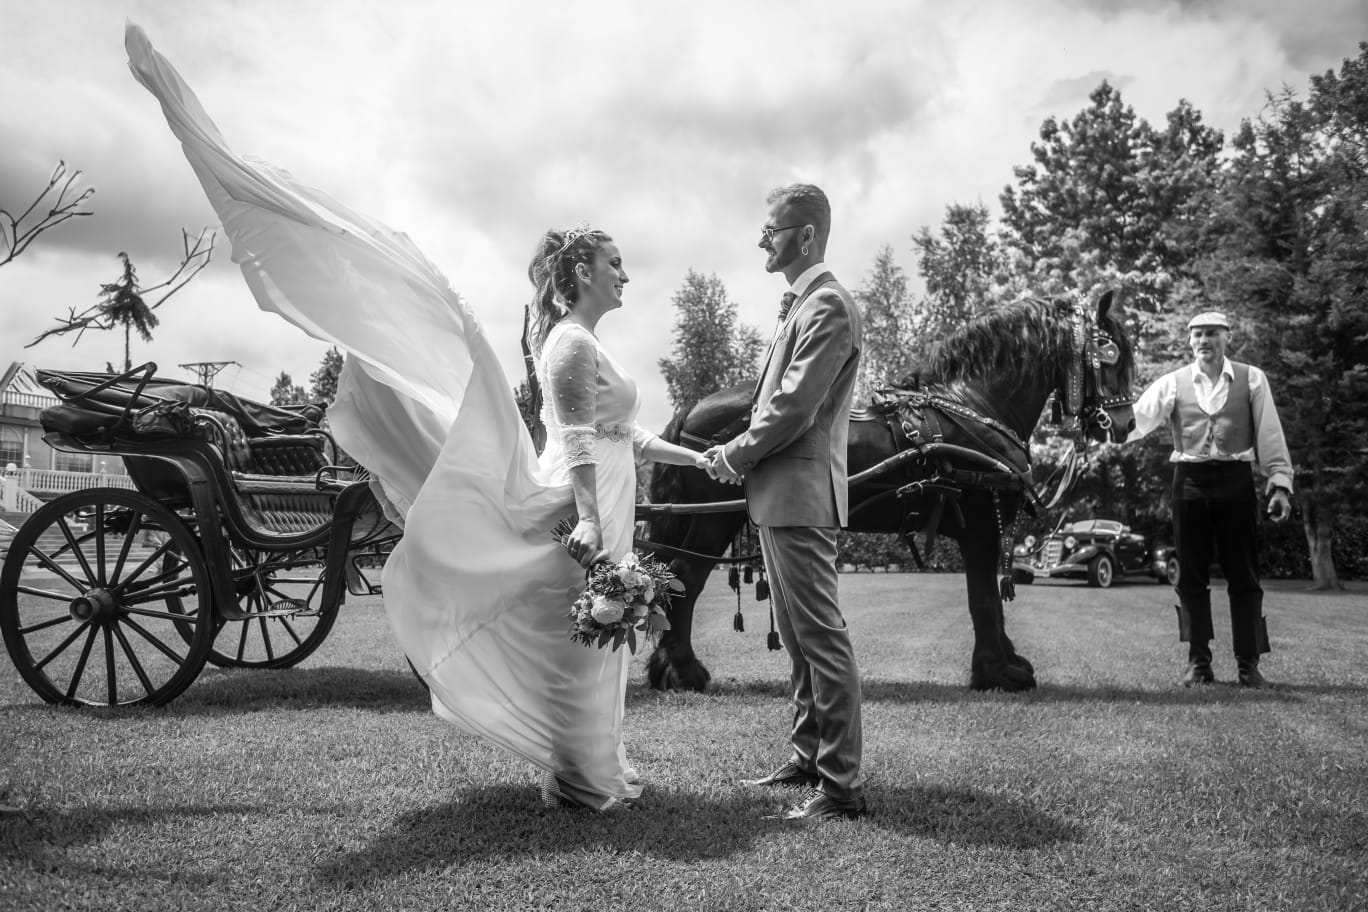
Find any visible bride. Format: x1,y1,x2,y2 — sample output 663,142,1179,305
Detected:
126,24,707,812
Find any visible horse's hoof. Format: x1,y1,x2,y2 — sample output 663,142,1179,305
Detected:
970,660,1037,692
647,649,712,693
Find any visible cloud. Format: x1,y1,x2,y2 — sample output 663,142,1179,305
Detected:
3,0,1365,427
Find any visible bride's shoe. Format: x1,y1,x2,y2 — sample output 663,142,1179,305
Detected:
540,772,635,814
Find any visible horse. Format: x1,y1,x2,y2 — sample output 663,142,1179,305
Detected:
641,291,1135,693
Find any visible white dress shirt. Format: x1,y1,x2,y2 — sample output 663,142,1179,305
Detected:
1129,357,1294,493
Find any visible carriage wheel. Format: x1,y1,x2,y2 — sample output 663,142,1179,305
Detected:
0,489,213,707
169,545,341,669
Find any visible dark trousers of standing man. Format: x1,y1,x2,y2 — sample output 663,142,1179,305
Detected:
1173,461,1268,659
759,524,863,801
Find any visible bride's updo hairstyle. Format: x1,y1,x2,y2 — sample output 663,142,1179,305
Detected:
526,226,612,357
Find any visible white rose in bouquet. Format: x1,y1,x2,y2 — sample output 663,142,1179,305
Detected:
591,595,626,625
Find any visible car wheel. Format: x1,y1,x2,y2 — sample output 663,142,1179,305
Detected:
1011,568,1034,585
1165,556,1180,586
1087,554,1114,588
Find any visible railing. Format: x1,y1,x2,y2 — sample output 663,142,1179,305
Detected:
1,466,137,514
11,467,136,495
1,391,59,410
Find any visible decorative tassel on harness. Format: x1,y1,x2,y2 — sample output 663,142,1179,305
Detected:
728,564,744,631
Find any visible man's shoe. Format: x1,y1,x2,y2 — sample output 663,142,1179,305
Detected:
769,789,867,822
1179,661,1214,687
1179,641,1214,687
741,761,819,789
1237,657,1268,688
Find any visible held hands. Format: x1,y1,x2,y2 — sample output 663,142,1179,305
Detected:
1267,488,1292,523
702,446,743,485
566,517,610,569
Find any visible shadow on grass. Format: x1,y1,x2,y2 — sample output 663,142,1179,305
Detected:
1,802,263,854
314,780,1079,886
164,666,429,716
695,677,1367,705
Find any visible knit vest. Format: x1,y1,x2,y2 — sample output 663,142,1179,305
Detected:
1169,361,1253,457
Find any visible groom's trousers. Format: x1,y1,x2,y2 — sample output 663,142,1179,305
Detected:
759,524,863,800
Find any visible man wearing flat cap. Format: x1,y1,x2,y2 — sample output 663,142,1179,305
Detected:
1128,311,1293,687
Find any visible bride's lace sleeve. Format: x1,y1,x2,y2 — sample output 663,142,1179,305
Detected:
545,328,600,467
633,424,660,457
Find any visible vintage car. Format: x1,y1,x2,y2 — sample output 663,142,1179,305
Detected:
1012,518,1178,588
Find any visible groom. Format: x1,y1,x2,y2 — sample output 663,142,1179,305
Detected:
706,183,865,821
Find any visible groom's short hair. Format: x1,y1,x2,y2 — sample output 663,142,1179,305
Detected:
767,183,830,246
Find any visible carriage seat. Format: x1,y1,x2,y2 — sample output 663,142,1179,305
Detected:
194,409,337,538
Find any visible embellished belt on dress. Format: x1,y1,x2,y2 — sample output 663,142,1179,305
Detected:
595,422,632,444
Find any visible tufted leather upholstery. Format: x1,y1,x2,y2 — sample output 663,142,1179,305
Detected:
198,410,335,538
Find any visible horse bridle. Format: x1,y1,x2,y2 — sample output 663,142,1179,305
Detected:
1061,304,1131,436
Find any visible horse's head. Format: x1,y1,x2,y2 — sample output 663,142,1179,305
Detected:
1063,289,1135,443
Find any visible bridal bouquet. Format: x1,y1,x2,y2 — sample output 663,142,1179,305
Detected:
553,518,679,652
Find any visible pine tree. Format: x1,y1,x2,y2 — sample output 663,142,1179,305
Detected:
309,347,345,405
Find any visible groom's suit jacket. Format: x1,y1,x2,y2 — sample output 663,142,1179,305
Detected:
721,273,863,527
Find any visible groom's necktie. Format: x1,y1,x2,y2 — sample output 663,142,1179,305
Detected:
778,291,797,322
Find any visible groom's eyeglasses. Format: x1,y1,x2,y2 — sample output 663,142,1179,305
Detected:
760,224,806,243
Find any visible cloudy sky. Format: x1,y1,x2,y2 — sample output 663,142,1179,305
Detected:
2,0,1365,430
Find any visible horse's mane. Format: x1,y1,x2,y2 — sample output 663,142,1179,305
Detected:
921,297,1074,386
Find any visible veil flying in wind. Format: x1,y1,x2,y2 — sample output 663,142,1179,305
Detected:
125,23,640,804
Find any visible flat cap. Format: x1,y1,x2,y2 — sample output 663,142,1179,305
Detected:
1186,311,1230,330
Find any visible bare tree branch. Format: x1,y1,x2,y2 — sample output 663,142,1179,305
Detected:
0,161,95,268
24,228,218,351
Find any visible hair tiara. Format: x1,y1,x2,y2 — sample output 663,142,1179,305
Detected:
557,222,595,253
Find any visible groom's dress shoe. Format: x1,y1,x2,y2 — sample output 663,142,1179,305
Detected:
740,761,820,789
770,789,867,822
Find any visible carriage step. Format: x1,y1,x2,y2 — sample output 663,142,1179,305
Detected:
217,599,311,621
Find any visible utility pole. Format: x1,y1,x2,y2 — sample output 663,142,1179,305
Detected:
179,360,239,388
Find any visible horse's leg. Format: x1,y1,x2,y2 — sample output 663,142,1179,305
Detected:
960,526,1037,692
647,555,716,693
646,513,745,692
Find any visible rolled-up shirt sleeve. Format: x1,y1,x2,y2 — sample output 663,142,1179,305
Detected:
1249,366,1294,493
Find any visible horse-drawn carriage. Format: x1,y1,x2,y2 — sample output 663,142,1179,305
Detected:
0,362,399,707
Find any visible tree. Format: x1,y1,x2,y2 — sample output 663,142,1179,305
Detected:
998,82,1224,356
851,245,914,403
909,203,1007,368
658,270,764,410
270,371,307,406
26,228,216,364
1185,48,1368,588
309,346,345,406
0,161,93,269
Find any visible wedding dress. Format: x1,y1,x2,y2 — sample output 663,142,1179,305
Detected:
126,24,644,808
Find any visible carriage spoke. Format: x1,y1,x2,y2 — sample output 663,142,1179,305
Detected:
121,581,201,607
122,616,187,665
235,617,252,663
112,622,154,696
257,615,275,662
117,560,194,596
19,613,75,636
16,584,78,603
119,539,180,590
108,510,143,587
94,505,108,586
64,626,99,700
26,545,87,592
57,517,98,587
104,625,117,704
122,603,203,624
34,621,92,671
276,616,304,648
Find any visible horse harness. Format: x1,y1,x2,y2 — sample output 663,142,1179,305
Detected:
643,301,1129,603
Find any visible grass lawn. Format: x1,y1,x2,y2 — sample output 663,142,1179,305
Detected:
3,571,1366,911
